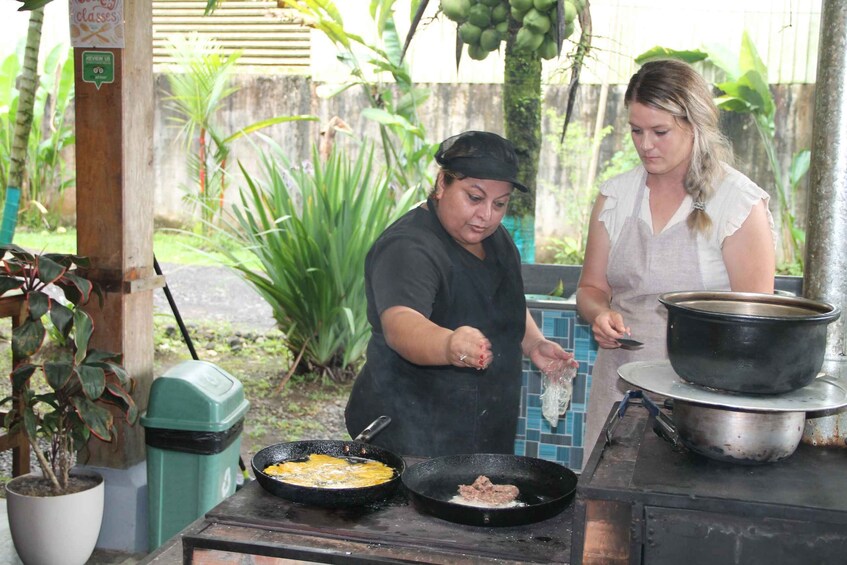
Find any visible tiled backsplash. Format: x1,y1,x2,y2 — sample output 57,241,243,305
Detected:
514,305,597,472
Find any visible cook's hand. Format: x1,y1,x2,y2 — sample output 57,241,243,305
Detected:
591,309,630,349
526,339,579,371
447,326,493,370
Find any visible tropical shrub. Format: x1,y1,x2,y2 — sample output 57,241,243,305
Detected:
161,33,316,233
542,114,639,264
162,34,241,230
213,141,421,383
0,43,75,229
281,0,437,195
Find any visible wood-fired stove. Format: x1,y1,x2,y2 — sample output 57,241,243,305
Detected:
571,401,847,564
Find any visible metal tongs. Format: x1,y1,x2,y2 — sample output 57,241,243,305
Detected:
605,389,683,450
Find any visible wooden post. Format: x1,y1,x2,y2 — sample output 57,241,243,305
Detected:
73,0,155,468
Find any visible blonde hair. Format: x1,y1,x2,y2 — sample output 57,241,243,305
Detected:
625,59,734,233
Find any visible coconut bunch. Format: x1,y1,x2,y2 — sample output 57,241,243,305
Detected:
440,0,582,61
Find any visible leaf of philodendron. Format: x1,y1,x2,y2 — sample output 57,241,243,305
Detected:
58,272,94,305
716,71,773,116
789,150,811,188
50,302,74,339
43,361,74,391
16,0,55,11
26,290,50,320
77,364,107,400
738,31,768,83
736,70,774,116
713,95,750,113
103,380,138,424
0,276,23,296
73,309,94,365
634,46,708,65
22,408,38,442
702,42,741,81
12,318,45,359
10,364,36,390
71,396,114,441
35,255,66,286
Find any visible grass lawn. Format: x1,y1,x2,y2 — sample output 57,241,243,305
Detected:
12,227,259,267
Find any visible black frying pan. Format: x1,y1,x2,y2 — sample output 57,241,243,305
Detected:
402,453,577,527
251,416,406,507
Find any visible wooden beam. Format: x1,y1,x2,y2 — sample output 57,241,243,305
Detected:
74,0,154,468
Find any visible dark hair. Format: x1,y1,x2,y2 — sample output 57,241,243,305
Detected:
428,131,527,197
626,59,734,233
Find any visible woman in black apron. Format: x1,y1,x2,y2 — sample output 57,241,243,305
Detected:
345,131,578,457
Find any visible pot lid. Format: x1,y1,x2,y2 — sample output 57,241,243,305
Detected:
618,360,847,412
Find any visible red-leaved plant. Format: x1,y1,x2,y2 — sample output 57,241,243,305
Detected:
0,244,137,494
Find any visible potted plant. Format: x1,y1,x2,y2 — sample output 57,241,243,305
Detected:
0,244,138,565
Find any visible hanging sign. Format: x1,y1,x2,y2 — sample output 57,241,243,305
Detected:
81,51,115,90
70,0,125,49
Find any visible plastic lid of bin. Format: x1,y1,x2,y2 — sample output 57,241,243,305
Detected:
140,360,250,433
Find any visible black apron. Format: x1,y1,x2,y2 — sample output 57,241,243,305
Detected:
345,204,526,457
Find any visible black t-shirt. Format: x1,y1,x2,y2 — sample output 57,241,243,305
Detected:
346,200,527,456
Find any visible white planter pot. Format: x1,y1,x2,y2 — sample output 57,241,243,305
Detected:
5,472,105,565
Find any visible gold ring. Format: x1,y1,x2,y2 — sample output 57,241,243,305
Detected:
459,353,467,362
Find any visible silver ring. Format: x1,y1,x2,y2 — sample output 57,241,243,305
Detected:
459,353,467,362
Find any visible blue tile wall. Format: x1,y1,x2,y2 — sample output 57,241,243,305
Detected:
514,307,597,472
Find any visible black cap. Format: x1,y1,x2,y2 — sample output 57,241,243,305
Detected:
434,131,528,192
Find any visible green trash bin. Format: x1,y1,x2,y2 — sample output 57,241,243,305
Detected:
142,360,250,550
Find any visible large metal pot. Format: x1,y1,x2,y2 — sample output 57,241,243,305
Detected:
610,390,805,464
659,291,840,394
673,400,805,464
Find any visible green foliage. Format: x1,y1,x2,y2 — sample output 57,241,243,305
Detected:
16,0,54,11
636,32,809,270
635,46,708,65
541,113,639,264
211,141,419,382
161,33,317,233
443,0,577,61
777,149,810,275
282,0,437,195
0,44,75,229
161,34,240,231
0,245,137,494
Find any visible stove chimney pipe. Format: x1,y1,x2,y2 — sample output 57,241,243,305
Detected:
803,1,847,447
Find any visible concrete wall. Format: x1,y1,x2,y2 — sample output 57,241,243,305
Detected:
153,74,815,257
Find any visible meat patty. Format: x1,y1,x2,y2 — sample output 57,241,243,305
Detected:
457,475,520,506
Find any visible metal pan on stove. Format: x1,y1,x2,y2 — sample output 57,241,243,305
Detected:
252,415,406,507
402,453,577,527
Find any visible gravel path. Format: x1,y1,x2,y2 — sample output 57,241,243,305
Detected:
153,263,277,331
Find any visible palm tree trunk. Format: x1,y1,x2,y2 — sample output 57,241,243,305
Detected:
503,47,541,217
503,20,542,262
0,7,43,244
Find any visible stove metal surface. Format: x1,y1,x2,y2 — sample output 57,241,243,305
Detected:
190,478,574,564
619,360,847,411
571,403,847,564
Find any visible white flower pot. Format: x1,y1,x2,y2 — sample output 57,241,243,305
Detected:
5,472,105,565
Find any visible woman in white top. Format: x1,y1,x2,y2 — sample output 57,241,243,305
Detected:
576,59,776,457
